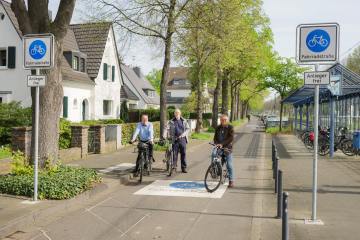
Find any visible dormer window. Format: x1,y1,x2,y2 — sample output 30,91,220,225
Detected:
145,89,155,98
73,56,79,71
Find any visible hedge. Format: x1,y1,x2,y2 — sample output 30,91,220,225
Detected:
0,102,32,145
189,112,213,120
0,165,101,200
59,118,71,149
121,121,160,145
128,109,190,123
80,119,124,126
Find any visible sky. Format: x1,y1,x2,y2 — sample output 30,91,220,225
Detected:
48,0,360,75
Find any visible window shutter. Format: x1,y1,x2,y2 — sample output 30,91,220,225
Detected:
112,66,115,82
7,47,16,69
103,63,108,80
63,96,68,118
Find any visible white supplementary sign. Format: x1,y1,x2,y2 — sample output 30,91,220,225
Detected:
296,23,339,64
134,180,227,199
23,34,54,69
27,75,46,87
304,71,330,85
327,75,341,96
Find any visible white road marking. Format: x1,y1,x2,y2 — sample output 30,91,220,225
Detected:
120,213,151,238
99,163,135,173
134,180,227,199
85,196,112,212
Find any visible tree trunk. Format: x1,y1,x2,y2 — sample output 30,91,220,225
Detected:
159,0,176,139
212,67,222,128
221,71,229,114
279,101,284,132
11,0,75,167
236,87,241,120
195,69,203,133
230,81,235,122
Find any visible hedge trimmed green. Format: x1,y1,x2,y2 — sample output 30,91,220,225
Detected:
59,118,71,149
0,166,101,200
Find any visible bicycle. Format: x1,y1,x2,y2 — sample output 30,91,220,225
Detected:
130,140,152,183
308,35,329,48
161,139,174,176
204,143,230,193
30,45,46,56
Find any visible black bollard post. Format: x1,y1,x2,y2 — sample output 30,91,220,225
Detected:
273,149,277,179
282,192,289,240
272,140,275,169
275,156,279,193
277,170,283,219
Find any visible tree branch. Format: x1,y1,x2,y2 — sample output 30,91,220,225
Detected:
11,0,32,34
52,0,76,40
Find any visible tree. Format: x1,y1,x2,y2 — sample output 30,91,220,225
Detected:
95,0,192,138
120,101,129,122
11,0,76,167
346,46,360,75
263,57,304,131
146,69,162,94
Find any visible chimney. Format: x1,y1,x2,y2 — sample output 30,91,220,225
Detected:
133,66,142,78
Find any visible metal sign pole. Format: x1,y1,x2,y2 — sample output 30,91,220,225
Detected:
33,68,40,202
312,64,320,220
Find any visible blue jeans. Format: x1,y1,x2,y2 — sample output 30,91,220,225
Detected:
212,149,234,181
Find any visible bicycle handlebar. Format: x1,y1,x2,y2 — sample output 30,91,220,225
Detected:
209,142,231,152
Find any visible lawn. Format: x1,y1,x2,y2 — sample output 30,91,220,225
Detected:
191,132,214,140
0,146,11,160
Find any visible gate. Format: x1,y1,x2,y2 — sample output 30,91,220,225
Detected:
88,127,96,153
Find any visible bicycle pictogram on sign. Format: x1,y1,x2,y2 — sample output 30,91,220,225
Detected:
306,29,330,53
29,40,47,60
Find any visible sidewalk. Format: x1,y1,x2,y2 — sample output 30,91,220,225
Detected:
0,138,209,239
261,133,360,240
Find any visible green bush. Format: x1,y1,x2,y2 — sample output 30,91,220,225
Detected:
0,102,32,145
202,113,213,119
59,118,71,149
10,151,33,175
0,165,101,200
189,112,212,120
120,101,129,122
207,127,215,133
0,145,11,159
203,119,210,128
266,126,292,135
80,119,123,126
101,119,124,124
127,109,190,123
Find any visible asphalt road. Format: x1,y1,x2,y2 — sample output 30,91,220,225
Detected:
25,120,271,240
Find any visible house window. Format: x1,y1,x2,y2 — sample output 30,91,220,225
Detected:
80,58,85,72
73,56,79,71
129,104,137,110
0,48,7,68
167,92,171,97
173,80,180,85
73,98,78,109
103,100,112,115
0,97,2,103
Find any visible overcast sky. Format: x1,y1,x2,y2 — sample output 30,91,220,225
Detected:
49,0,360,74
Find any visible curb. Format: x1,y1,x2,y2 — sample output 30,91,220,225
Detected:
0,179,119,239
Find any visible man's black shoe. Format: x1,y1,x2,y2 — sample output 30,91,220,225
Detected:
181,168,188,173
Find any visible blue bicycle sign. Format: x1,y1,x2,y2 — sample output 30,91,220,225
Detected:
306,29,330,53
29,40,47,60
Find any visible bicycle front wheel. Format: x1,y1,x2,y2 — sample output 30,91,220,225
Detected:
204,162,222,193
139,153,144,183
342,139,356,156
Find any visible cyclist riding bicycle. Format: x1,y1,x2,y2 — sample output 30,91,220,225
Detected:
213,114,235,187
130,114,154,177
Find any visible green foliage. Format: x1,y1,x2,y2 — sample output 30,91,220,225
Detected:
346,46,360,75
207,127,215,133
10,150,33,175
153,142,168,152
231,119,246,127
189,113,212,120
203,119,210,128
0,165,101,200
59,118,71,149
146,69,162,94
120,101,129,122
80,119,124,126
265,126,292,135
128,109,189,123
0,102,32,145
0,145,11,159
191,132,213,140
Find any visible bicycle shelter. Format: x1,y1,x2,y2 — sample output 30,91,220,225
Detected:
282,63,360,157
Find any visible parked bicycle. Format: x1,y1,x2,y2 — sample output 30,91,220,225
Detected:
204,143,230,193
130,140,152,183
159,139,174,176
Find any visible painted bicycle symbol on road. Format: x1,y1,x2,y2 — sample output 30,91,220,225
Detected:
306,29,330,53
29,40,47,60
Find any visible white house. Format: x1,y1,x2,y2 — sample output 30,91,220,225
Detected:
0,0,122,122
120,64,160,109
167,67,212,111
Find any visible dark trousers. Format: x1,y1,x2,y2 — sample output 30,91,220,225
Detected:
172,139,187,169
135,142,153,171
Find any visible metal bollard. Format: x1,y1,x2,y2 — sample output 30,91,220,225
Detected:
272,140,275,168
274,157,279,193
273,150,277,179
277,170,283,219
282,192,289,240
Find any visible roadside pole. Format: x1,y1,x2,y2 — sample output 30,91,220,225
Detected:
296,23,339,225
312,64,319,221
34,69,40,201
23,34,54,202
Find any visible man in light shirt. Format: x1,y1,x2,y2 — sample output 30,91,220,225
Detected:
130,114,154,175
